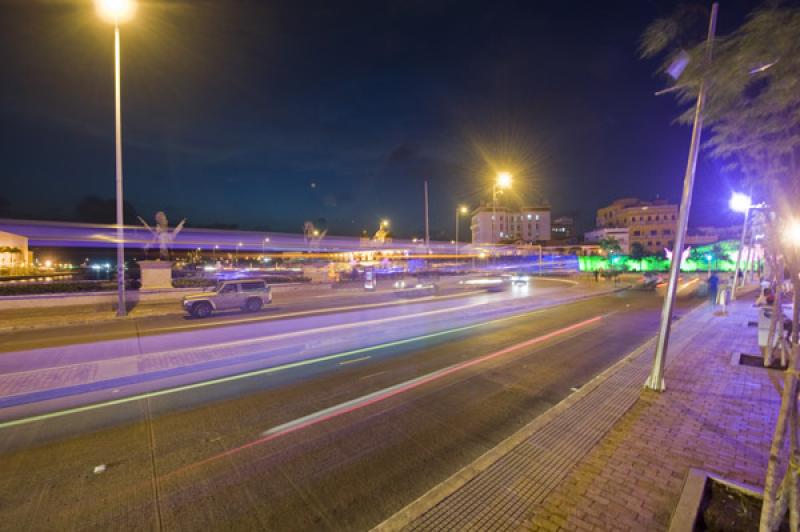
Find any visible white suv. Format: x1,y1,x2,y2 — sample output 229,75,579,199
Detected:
183,279,272,318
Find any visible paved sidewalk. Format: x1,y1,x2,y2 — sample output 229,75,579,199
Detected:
378,294,779,531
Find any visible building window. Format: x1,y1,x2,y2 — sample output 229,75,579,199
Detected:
633,230,641,236
656,241,661,246
535,214,540,221
647,216,652,221
527,214,533,220
663,229,671,235
648,241,653,246
650,230,657,236
672,215,676,220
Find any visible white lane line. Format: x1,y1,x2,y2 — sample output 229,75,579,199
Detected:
0,304,561,429
360,371,387,380
338,356,371,366
0,300,491,377
259,314,606,439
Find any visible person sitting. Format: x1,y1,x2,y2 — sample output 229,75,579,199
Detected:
756,287,773,306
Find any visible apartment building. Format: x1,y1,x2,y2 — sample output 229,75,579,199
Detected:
596,197,677,253
471,205,551,245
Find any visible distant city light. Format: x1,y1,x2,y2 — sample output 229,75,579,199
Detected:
729,192,751,213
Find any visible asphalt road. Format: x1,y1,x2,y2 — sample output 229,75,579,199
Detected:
0,281,481,352
0,288,702,531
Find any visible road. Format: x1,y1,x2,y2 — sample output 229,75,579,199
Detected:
0,285,702,531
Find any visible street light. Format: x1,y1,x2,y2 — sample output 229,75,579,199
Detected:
381,219,390,228
456,205,468,259
730,192,753,300
236,242,242,266
96,0,136,317
493,173,512,244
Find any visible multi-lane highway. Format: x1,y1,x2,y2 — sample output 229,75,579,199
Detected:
0,278,702,531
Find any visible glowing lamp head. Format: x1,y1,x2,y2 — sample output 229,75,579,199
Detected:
496,172,512,189
459,205,469,214
729,192,751,213
784,220,800,247
705,254,713,261
96,0,136,23
381,219,389,227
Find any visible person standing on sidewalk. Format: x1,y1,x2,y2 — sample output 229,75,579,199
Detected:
708,272,719,306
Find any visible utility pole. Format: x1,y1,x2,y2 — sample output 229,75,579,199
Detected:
646,2,718,392
113,23,128,317
424,179,430,249
731,206,750,300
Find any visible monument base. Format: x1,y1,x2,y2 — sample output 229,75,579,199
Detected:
138,260,173,290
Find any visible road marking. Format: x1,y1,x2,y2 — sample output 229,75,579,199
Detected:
0,300,492,378
0,302,565,429
360,371,387,380
164,314,606,477
338,356,371,366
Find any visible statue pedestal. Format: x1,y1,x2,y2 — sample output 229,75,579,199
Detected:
139,260,173,290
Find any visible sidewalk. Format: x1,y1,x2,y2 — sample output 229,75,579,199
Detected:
378,293,779,531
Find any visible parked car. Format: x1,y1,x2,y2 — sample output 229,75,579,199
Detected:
183,279,272,318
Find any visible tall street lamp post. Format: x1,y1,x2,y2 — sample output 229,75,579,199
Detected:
730,192,751,301
493,172,512,246
645,3,718,392
96,0,136,317
455,205,468,259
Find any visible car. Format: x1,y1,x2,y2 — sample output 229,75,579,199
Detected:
183,279,272,318
510,273,530,286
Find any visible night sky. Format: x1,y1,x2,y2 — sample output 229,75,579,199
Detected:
0,0,759,239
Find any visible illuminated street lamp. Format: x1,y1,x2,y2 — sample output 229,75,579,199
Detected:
492,172,512,244
96,0,136,317
455,205,468,258
729,192,763,300
381,219,390,228
236,241,242,266
783,220,800,247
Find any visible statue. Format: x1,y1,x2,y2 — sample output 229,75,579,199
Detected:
665,245,691,268
303,221,327,248
138,212,186,260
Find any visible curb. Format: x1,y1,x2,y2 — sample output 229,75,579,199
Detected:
373,298,708,531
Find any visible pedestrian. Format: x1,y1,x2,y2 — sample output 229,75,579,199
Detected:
707,272,719,306
593,270,599,282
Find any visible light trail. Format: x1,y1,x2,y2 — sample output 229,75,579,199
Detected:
141,288,485,334
0,300,568,429
163,314,605,479
0,298,492,379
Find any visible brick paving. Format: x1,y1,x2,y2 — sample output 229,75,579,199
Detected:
384,295,780,531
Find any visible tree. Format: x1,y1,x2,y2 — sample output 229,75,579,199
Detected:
642,4,800,529
598,236,622,254
630,242,646,270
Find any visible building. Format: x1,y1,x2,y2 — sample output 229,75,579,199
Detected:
0,230,31,272
551,216,574,241
584,227,630,254
471,205,551,245
596,197,678,253
686,225,742,246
